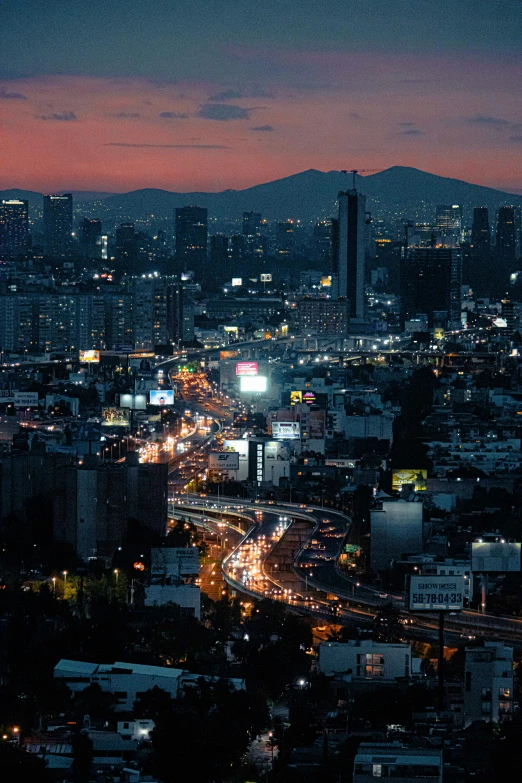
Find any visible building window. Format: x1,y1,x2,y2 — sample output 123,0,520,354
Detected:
499,687,511,698
372,765,382,777
363,654,385,677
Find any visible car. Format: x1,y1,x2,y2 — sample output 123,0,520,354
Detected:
379,592,388,599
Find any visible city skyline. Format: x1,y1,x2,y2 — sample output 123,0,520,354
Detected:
1,0,521,194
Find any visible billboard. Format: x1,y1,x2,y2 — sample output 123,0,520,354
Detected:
265,441,292,461
392,469,428,492
409,575,464,611
151,547,199,577
290,390,303,405
236,361,258,377
119,393,147,410
220,350,238,360
102,407,130,425
14,391,39,408
260,273,272,282
79,349,100,363
231,277,242,286
272,422,300,440
149,389,174,406
240,375,267,393
209,451,240,470
224,439,249,480
471,542,521,573
303,391,316,405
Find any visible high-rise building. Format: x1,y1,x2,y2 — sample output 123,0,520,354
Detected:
115,223,137,270
297,297,349,335
496,206,516,271
435,204,462,244
242,211,262,237
275,221,295,259
167,282,194,345
310,220,333,265
471,207,490,257
175,206,207,268
0,199,29,256
337,189,366,319
43,194,73,258
79,218,102,260
230,234,245,266
210,234,229,267
400,247,462,328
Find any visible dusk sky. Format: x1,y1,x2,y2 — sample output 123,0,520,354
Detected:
1,0,521,194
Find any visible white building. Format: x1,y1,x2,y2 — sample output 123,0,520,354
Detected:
370,498,423,572
464,643,513,726
54,659,245,712
318,641,419,681
353,743,442,782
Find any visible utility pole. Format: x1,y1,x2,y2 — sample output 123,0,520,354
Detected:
438,611,445,715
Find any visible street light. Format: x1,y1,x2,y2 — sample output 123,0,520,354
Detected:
114,569,119,583
62,570,68,584
52,577,56,594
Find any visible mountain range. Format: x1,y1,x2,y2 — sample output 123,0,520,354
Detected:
2,167,522,223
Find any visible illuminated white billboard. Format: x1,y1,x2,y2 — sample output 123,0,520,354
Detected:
409,575,464,611
149,389,174,406
260,273,272,282
231,277,242,286
209,452,240,470
240,375,267,393
272,422,300,440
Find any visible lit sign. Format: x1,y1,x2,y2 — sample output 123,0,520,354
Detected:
392,469,428,492
240,376,267,393
14,391,39,408
409,575,464,611
260,273,272,282
79,350,100,363
272,422,300,440
133,561,146,571
303,391,316,405
231,278,242,286
149,389,174,406
208,452,240,470
290,391,302,405
236,361,259,376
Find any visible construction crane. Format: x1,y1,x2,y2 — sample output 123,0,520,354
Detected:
341,168,380,189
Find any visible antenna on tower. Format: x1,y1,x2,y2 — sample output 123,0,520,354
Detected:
350,169,358,189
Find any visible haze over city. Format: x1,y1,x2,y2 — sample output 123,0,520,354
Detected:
1,0,521,193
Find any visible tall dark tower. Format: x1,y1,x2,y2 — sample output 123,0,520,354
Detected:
337,189,366,320
466,207,491,295
0,199,29,256
79,218,102,260
175,206,207,269
43,193,73,258
496,207,516,269
471,207,490,257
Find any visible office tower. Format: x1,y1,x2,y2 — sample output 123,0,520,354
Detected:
467,207,491,294
167,282,194,344
337,189,366,320
230,234,245,266
131,276,169,349
374,238,402,290
0,199,29,256
43,193,73,258
400,247,462,328
275,220,295,259
242,211,262,237
210,234,229,267
79,218,102,260
115,223,137,270
297,298,349,335
496,206,516,270
471,207,490,256
310,220,333,265
435,204,462,244
175,206,207,268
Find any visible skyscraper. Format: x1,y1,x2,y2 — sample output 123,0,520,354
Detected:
435,204,462,245
0,199,29,256
79,218,102,260
43,194,73,258
400,247,462,329
471,207,490,257
175,206,207,269
275,221,295,259
495,207,516,270
337,189,366,320
242,211,262,237
210,234,229,267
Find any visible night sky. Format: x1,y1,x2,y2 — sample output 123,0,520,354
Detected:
1,0,521,193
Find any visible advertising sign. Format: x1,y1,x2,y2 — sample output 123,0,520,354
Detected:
102,407,130,425
151,547,199,577
231,278,242,286
149,389,174,406
409,575,465,611
79,350,100,363
392,469,428,492
119,393,147,410
236,361,259,377
260,273,272,282
272,422,300,440
471,542,521,573
208,452,240,470
220,350,238,360
290,390,303,405
240,375,267,392
303,391,316,405
14,391,39,408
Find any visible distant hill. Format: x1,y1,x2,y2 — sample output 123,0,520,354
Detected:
2,167,522,223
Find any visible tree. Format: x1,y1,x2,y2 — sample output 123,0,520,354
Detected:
71,683,117,722
134,686,174,721
373,603,401,642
